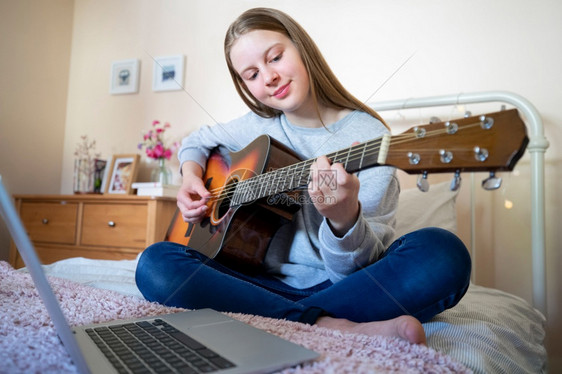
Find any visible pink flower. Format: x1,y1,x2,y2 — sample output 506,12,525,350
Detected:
138,120,178,160
153,143,164,158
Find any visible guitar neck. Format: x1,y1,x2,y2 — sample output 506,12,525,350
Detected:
230,109,527,206
231,136,389,205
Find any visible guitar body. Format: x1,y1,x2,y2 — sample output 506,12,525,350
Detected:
166,135,302,270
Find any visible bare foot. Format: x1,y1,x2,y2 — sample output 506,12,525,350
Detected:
315,315,427,345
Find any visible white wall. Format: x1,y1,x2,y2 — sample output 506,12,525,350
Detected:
0,0,74,261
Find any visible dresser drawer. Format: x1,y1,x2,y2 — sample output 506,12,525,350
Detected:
81,203,148,248
10,194,177,268
19,202,78,244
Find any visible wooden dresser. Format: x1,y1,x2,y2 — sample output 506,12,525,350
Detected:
9,194,177,268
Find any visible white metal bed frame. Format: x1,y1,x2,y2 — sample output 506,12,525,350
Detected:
370,91,549,316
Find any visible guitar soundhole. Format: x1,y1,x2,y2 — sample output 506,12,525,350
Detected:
214,177,239,221
217,195,231,218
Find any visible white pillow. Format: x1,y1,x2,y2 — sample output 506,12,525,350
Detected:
424,284,547,373
393,180,459,240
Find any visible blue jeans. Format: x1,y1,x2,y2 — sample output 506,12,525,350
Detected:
135,227,471,324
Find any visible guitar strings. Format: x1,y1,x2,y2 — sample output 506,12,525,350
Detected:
205,121,483,205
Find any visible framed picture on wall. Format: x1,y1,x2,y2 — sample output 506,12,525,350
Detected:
109,59,140,95
104,154,140,194
152,55,185,92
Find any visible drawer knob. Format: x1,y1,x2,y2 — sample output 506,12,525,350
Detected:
42,218,49,225
108,221,116,228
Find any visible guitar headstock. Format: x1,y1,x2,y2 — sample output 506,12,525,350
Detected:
385,109,528,175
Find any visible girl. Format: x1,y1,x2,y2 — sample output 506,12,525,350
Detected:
135,7,471,345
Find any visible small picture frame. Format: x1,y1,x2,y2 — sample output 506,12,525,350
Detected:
110,59,140,95
152,55,185,92
104,154,140,194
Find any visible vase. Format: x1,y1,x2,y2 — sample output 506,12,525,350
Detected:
73,158,107,194
151,158,173,185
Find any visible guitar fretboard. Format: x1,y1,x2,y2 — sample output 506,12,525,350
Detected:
231,135,389,206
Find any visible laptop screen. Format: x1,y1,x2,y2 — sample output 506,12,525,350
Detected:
0,176,91,373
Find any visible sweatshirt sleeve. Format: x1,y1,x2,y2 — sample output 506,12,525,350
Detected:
318,166,399,283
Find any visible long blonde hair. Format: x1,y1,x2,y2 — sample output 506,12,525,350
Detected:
224,7,388,128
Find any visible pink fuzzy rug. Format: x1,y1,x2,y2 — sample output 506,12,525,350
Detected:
0,261,470,373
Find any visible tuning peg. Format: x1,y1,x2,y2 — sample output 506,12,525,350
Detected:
474,146,489,162
479,115,494,130
444,121,458,134
417,171,429,192
439,149,453,163
450,170,462,191
482,171,502,190
429,116,441,124
408,152,421,165
464,111,472,118
413,126,426,138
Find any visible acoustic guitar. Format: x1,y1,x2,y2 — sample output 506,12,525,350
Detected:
165,109,528,270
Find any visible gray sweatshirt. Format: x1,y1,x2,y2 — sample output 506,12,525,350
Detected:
178,110,398,289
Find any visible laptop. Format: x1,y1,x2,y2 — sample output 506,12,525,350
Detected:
0,175,318,374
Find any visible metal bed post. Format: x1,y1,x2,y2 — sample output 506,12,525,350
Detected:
370,91,549,316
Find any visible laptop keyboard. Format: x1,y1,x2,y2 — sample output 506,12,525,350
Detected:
85,318,236,373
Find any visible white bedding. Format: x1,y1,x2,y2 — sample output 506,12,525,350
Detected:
29,255,547,374
37,255,144,298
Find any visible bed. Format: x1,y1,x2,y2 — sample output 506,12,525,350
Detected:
0,91,548,373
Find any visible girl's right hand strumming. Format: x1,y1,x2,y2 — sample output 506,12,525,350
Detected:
176,161,211,223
